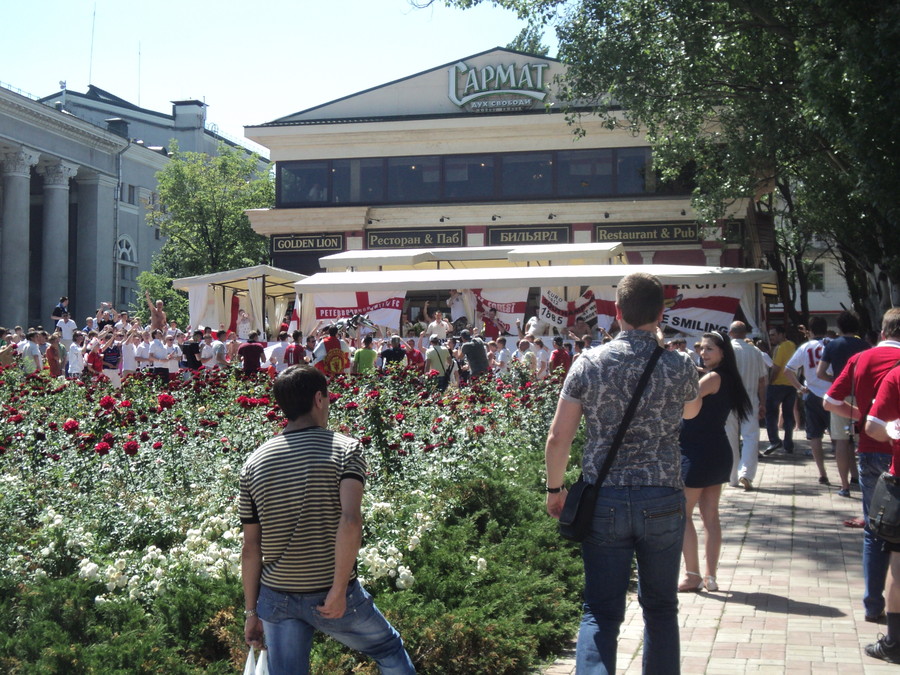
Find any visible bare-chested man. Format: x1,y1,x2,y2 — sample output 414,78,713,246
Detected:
145,291,168,333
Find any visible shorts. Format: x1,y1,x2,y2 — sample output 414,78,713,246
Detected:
804,392,829,440
830,395,854,441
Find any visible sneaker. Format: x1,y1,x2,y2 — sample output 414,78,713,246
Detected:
762,441,782,456
819,476,831,485
866,611,887,624
865,635,900,663
837,488,851,497
739,477,752,491
851,477,860,485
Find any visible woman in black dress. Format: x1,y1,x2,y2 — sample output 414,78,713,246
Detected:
678,331,752,592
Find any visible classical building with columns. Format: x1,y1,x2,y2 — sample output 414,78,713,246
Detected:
245,48,764,277
0,84,168,329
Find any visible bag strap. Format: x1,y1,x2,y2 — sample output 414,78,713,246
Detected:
593,345,665,488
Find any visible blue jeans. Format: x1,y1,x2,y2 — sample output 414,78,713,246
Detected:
765,384,796,450
577,486,685,674
859,452,892,618
257,580,415,674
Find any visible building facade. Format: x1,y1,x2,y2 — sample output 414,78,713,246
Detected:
0,84,169,329
245,48,753,277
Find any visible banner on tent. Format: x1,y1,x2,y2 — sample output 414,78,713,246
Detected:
592,284,745,335
314,291,406,328
471,288,528,335
538,289,597,330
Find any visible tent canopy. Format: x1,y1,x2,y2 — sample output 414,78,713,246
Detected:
319,242,627,271
295,263,775,293
172,264,306,297
172,265,307,338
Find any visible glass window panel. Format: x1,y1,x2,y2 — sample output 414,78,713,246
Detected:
332,159,384,203
443,155,494,200
278,162,329,205
557,150,613,196
501,153,553,198
616,148,652,194
387,156,441,203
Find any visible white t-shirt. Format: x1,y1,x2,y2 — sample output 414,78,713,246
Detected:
495,347,511,372
55,319,78,341
148,339,168,366
270,341,289,373
426,320,449,339
448,294,467,323
785,337,832,398
120,342,139,372
164,344,182,373
135,342,151,369
730,339,768,403
68,343,84,375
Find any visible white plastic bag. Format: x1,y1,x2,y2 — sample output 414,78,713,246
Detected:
243,649,256,675
255,649,269,675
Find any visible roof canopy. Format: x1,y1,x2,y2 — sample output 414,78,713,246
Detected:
295,263,775,294
172,264,306,297
319,242,627,272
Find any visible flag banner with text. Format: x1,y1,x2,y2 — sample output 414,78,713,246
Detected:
538,289,598,331
471,288,528,335
314,291,406,329
591,284,746,336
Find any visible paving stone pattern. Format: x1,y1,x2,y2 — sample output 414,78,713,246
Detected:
541,439,899,674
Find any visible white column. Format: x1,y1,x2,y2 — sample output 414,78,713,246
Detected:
0,148,40,327
640,251,655,264
38,161,79,321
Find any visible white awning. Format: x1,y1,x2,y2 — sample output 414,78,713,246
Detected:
295,263,775,293
319,242,627,271
172,264,306,297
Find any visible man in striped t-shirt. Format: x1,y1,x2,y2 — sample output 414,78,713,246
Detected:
240,365,414,674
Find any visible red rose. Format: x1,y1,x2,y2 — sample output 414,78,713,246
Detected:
359,435,372,446
98,395,117,410
157,393,175,409
123,440,139,456
102,432,115,445
152,441,163,449
8,414,23,424
63,419,80,433
119,400,132,408
402,432,415,440
94,442,110,455
139,431,150,441
473,425,486,434
344,402,359,410
395,413,405,422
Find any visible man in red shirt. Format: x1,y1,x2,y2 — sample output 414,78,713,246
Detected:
404,338,426,373
825,308,900,625
863,357,900,663
482,307,503,341
237,332,267,377
284,330,307,367
548,335,572,377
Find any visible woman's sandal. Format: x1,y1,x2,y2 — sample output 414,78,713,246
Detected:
678,571,704,592
704,575,719,592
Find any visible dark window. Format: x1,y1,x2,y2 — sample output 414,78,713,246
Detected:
332,158,384,203
617,148,652,194
558,150,613,197
443,155,494,200
279,162,328,205
387,156,440,203
501,152,553,198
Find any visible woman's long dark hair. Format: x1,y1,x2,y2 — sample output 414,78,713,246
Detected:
703,331,753,422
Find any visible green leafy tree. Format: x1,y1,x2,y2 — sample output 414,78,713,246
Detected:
147,142,274,278
428,0,900,328
506,25,550,56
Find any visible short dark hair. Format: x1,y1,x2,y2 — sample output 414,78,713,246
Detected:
278,331,289,341
328,326,338,337
616,273,664,328
836,311,860,335
292,330,302,342
808,316,828,336
217,330,226,339
193,330,203,338
273,365,328,421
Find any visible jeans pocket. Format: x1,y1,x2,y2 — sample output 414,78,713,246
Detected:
642,502,684,550
256,585,289,623
585,506,616,545
316,583,374,630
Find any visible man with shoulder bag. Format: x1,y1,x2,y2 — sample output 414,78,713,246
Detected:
544,272,700,674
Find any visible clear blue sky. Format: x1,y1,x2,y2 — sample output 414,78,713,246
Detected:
1,1,549,150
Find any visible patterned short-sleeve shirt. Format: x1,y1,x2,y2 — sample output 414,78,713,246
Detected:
560,330,700,488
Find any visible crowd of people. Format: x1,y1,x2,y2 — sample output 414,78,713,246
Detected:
5,285,900,668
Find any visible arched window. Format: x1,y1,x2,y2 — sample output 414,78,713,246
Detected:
116,236,138,308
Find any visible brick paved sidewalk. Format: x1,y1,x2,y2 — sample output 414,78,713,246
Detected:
541,440,899,674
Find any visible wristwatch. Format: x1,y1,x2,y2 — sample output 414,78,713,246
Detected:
244,608,258,618
545,485,563,494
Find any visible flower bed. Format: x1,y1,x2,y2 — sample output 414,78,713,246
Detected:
0,365,583,673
